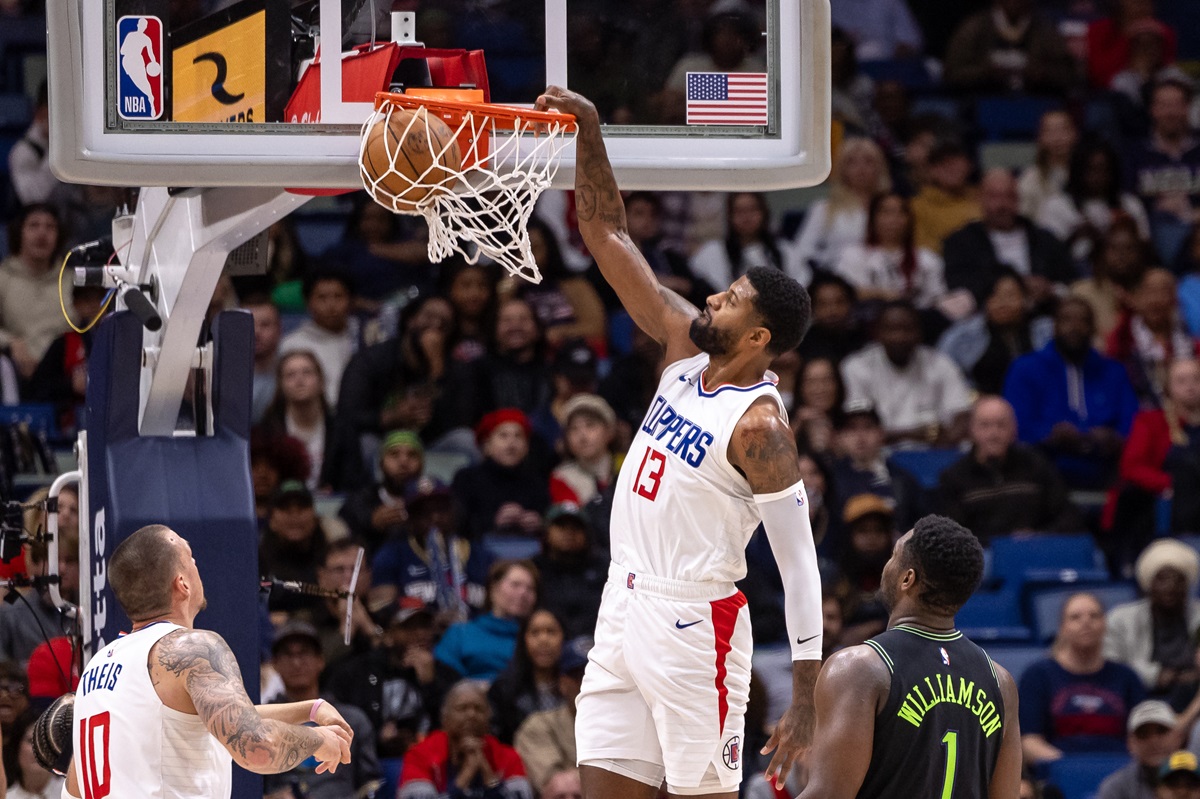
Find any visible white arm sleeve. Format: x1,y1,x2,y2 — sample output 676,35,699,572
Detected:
755,480,823,661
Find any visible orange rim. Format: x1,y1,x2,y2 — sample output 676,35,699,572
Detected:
374,91,577,133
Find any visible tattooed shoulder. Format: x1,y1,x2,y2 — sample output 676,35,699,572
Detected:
154,629,241,682
731,398,801,494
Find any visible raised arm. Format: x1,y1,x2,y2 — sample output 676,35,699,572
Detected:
730,398,822,784
536,86,700,364
150,629,350,774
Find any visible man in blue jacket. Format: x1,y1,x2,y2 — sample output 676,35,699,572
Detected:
1004,297,1138,489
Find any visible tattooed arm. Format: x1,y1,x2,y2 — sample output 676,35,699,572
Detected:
536,85,700,364
150,629,351,774
729,396,822,786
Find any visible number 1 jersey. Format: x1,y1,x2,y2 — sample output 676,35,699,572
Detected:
608,352,795,584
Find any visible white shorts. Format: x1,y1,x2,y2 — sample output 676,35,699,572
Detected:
575,563,752,794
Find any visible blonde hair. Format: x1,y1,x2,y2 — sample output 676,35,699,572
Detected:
826,137,891,225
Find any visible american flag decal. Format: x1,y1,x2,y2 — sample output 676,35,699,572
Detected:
686,72,768,126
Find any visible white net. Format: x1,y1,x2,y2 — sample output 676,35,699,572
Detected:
358,98,576,284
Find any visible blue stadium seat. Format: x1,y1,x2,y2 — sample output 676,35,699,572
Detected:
990,534,1106,591
985,644,1047,684
0,91,29,131
291,213,348,258
888,448,963,490
0,403,59,440
975,96,1062,142
1028,583,1138,643
858,59,935,90
481,534,541,562
956,588,1032,642
1045,754,1130,799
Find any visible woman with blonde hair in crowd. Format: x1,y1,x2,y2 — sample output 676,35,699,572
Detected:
789,137,892,278
1017,110,1078,219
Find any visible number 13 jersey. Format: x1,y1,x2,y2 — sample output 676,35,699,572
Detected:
608,352,794,584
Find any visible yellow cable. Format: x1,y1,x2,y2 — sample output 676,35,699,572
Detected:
58,250,115,335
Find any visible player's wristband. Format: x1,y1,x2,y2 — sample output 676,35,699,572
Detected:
309,699,325,723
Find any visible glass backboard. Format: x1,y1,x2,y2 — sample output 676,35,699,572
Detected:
48,0,830,190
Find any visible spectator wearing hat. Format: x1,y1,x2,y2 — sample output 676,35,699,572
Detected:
909,139,981,255
340,429,426,554
452,409,550,540
1087,0,1178,90
513,637,591,794
938,395,1080,543
549,394,619,507
530,339,601,450
327,597,462,759
829,400,923,544
268,620,381,799
1106,539,1200,709
834,494,896,644
943,169,1075,310
250,430,311,528
260,480,328,615
399,680,533,799
1157,751,1200,799
532,505,606,639
1020,592,1146,765
840,301,973,446
1098,700,1180,799
487,609,566,745
435,560,539,683
371,477,491,620
1004,297,1139,490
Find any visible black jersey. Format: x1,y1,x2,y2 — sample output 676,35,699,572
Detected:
856,625,1005,799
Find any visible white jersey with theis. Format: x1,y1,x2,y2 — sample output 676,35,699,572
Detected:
73,622,233,799
610,352,789,583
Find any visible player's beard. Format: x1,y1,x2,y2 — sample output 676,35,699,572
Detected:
688,313,734,356
878,578,898,614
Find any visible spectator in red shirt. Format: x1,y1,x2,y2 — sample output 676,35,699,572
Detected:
1086,0,1178,89
399,680,532,799
1109,360,1200,566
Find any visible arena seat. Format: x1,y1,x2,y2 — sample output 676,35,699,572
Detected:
1045,753,1131,799
481,533,541,562
0,402,59,441
956,588,1032,642
984,644,1047,684
990,534,1107,592
887,448,962,490
975,96,1062,141
1028,583,1138,643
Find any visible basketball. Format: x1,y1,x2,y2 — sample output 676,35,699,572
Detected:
145,61,161,78
361,107,461,211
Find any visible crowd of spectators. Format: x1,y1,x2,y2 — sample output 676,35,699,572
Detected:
6,0,1200,796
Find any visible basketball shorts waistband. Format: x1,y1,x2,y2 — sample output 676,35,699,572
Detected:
608,561,737,601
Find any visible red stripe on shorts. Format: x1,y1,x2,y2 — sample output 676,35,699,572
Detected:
710,590,748,735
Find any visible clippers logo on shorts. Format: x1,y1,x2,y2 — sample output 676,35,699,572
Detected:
116,16,164,120
640,396,715,468
627,572,636,590
723,736,740,770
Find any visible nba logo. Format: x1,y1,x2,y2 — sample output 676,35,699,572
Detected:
940,647,950,666
722,736,740,769
116,16,164,120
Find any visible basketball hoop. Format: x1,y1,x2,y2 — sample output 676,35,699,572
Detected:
359,92,577,284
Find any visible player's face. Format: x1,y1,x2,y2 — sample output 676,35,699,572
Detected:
879,532,912,613
690,276,762,357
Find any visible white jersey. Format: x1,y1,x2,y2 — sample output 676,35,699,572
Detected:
73,622,233,799
609,352,786,583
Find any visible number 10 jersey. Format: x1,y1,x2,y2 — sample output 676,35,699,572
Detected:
608,352,790,584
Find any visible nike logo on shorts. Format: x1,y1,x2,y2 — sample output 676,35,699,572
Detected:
675,619,703,629
796,633,819,645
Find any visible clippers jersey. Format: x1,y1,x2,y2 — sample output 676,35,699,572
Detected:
609,352,790,583
73,622,233,799
857,625,1006,799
